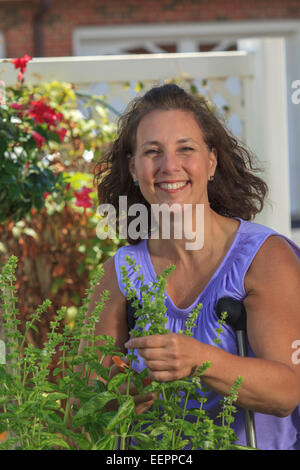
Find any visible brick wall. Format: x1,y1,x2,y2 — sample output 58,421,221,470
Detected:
1,0,300,58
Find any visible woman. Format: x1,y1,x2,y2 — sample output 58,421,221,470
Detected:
89,84,300,450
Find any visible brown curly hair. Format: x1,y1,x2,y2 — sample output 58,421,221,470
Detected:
94,83,268,244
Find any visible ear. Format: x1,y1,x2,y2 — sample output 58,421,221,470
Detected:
209,147,218,172
128,155,137,180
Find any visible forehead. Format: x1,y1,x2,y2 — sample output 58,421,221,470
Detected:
136,109,204,145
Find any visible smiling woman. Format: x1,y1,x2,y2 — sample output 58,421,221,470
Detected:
95,84,268,244
89,84,300,450
129,109,217,209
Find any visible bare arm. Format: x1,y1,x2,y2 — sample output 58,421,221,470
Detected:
125,236,300,417
76,255,155,414
78,255,128,376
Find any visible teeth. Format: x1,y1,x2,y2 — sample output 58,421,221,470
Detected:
158,182,188,190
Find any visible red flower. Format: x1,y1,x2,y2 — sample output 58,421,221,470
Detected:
32,130,46,149
12,54,32,82
12,54,32,74
10,103,23,110
74,186,93,210
29,99,62,127
56,127,67,142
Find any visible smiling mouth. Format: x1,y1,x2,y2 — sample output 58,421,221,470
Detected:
155,181,191,192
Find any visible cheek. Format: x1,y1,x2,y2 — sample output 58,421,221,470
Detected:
135,159,156,181
191,159,211,176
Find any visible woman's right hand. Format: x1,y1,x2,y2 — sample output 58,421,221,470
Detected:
109,357,156,415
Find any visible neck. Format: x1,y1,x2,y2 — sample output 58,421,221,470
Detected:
148,204,219,259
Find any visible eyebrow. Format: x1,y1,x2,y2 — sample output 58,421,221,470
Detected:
141,138,197,147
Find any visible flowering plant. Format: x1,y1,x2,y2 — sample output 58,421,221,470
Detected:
0,55,68,223
11,54,32,83
0,55,121,354
0,54,116,224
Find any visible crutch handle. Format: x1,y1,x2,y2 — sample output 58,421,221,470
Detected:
216,297,247,332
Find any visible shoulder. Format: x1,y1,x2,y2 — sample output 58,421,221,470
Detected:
92,255,126,302
244,234,300,295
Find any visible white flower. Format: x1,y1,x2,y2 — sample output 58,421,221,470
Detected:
83,150,94,162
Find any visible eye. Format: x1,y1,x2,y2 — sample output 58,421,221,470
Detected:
145,149,160,156
179,146,194,152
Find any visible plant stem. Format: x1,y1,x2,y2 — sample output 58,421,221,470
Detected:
64,391,71,428
176,390,190,446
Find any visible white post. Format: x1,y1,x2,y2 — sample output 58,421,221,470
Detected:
285,31,300,221
238,38,291,237
0,32,5,58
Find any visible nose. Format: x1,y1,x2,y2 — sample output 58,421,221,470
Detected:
159,149,180,174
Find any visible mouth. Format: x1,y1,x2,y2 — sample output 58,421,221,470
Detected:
155,180,191,193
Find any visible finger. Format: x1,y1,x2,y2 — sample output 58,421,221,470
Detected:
134,392,154,405
138,347,166,361
125,334,167,350
135,400,154,415
145,360,174,371
148,369,181,382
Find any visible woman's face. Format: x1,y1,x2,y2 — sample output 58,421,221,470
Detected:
130,109,217,209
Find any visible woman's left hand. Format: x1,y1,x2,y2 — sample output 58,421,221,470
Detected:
124,333,199,382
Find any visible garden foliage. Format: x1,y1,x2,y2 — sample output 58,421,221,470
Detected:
0,255,248,450
0,56,122,349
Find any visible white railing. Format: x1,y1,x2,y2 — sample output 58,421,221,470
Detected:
0,38,291,237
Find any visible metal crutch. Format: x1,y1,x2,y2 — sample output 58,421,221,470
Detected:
216,297,257,449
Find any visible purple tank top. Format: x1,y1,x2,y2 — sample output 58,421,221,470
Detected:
114,217,300,450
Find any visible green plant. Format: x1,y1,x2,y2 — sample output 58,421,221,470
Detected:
0,56,122,353
0,55,117,224
0,57,67,223
0,254,249,450
118,256,245,450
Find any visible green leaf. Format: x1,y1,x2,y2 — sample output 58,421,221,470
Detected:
88,362,109,381
67,432,91,450
40,434,71,450
52,367,62,376
148,424,171,437
92,434,116,450
43,392,68,402
107,372,128,392
72,391,115,428
131,432,154,449
91,379,106,393
106,397,135,432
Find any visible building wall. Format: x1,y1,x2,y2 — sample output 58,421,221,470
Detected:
1,0,300,58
